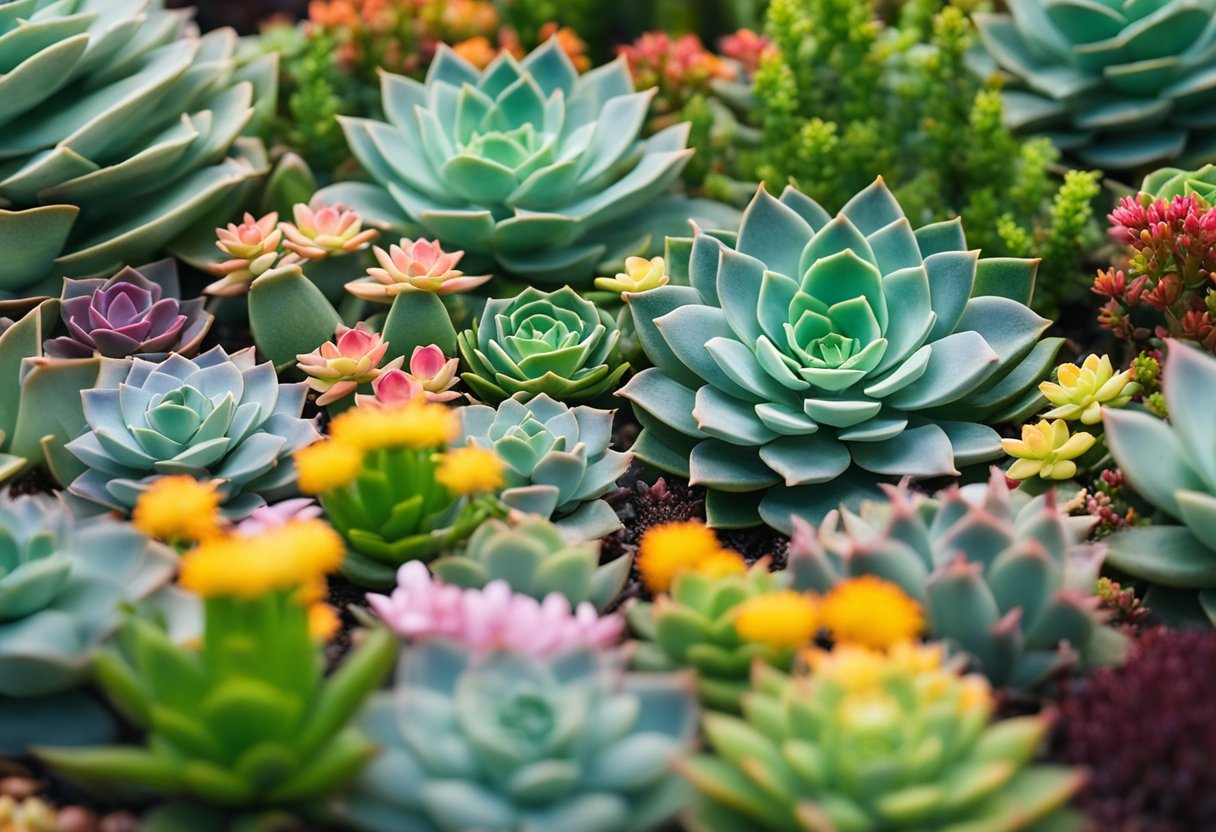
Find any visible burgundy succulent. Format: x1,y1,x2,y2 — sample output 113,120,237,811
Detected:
44,261,212,360
1051,627,1216,831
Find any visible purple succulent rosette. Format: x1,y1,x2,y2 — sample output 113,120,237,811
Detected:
44,261,212,360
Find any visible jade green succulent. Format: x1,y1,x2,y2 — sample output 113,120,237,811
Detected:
621,178,1059,530
335,641,699,832
790,470,1127,689
678,643,1086,832
628,564,795,713
0,491,178,698
0,0,276,296
974,0,1216,170
317,39,744,286
1103,341,1216,624
432,516,631,611
458,287,630,406
1142,163,1216,203
0,299,97,486
65,346,320,516
458,394,631,541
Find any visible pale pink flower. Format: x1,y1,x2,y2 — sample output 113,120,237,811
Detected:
368,561,624,659
356,345,460,407
346,238,491,301
280,202,379,260
206,212,289,297
296,321,404,406
236,499,324,535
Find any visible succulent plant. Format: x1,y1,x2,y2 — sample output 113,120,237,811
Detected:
206,212,287,297
346,238,490,301
355,345,461,407
335,641,699,832
458,286,629,406
628,563,797,713
458,394,632,541
432,515,631,611
789,470,1127,688
974,0,1216,170
678,643,1086,832
1142,163,1216,203
621,178,1059,530
0,491,178,698
1103,341,1216,624
319,38,705,285
296,322,404,407
43,261,212,360
65,346,320,516
281,202,378,260
0,0,275,296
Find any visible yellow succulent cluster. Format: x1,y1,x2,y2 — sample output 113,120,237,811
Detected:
1003,419,1097,481
132,475,225,544
594,255,670,295
179,519,345,600
636,520,747,593
1040,354,1139,424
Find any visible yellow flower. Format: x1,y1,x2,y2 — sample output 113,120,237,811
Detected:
732,590,819,650
1002,419,1097,480
594,256,669,294
132,476,224,543
309,602,341,641
180,519,345,599
637,520,733,593
435,445,505,496
694,548,749,581
329,400,458,451
294,439,364,495
820,576,925,651
1040,354,1139,424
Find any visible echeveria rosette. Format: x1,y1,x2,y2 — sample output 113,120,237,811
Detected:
0,0,274,296
974,0,1216,171
336,640,699,832
0,491,177,698
321,38,698,285
1103,341,1216,624
44,261,212,360
459,394,632,541
459,287,629,405
789,470,1128,689
1142,163,1216,203
621,179,1060,531
65,347,320,516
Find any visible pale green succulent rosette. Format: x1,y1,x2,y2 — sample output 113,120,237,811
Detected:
0,0,275,296
1142,163,1216,203
458,394,632,541
1103,341,1216,625
336,641,699,832
319,38,726,286
459,287,630,406
974,0,1216,171
621,178,1061,531
65,346,320,516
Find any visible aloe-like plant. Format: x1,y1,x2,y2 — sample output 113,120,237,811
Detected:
1103,341,1216,624
65,346,319,516
335,641,699,832
974,0,1216,170
621,178,1059,530
458,394,631,541
0,0,275,296
318,38,743,285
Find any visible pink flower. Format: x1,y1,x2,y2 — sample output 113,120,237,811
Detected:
236,499,324,535
368,562,624,659
206,212,288,297
357,368,425,408
281,202,379,260
296,321,404,406
356,344,460,407
346,238,491,301
719,29,772,77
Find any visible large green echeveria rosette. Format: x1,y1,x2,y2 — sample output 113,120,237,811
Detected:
65,346,319,516
317,38,733,286
1103,341,1216,624
621,178,1061,531
0,0,275,296
459,287,629,405
974,0,1216,171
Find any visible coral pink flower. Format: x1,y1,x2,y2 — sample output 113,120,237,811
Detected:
281,202,379,260
206,212,286,297
719,29,772,76
368,562,624,659
347,238,491,301
355,345,461,407
357,368,425,408
296,322,404,406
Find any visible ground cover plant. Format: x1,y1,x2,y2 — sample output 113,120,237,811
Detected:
0,0,1213,830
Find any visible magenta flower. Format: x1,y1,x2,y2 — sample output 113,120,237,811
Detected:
368,561,624,659
346,238,491,301
296,322,404,406
281,203,379,260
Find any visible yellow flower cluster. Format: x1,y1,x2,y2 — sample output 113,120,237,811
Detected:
329,400,458,452
179,519,345,600
636,520,746,593
295,439,364,494
132,476,225,544
820,575,925,651
808,642,993,715
435,445,505,496
732,591,819,650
